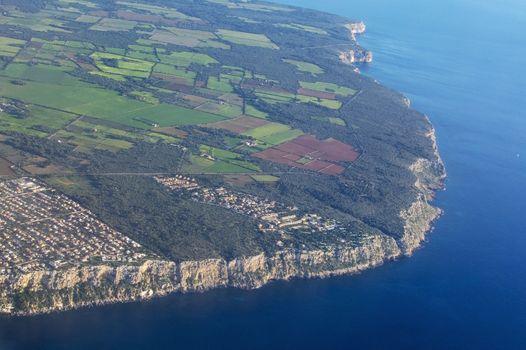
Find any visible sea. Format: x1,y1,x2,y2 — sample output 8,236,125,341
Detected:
1,0,525,349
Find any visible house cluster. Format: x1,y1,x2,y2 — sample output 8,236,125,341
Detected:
154,175,199,191
156,176,338,235
0,178,149,274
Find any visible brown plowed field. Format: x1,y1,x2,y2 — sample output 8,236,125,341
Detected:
0,158,14,176
254,134,358,175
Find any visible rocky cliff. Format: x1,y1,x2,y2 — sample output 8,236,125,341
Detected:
0,124,445,316
0,234,401,315
340,22,373,64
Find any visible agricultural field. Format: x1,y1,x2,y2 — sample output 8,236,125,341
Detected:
216,29,279,49
158,51,218,67
299,81,357,97
296,95,343,110
150,28,229,49
242,122,304,146
0,37,26,57
312,116,347,126
185,145,261,174
275,23,328,35
207,0,294,12
91,52,154,78
0,71,224,128
254,135,359,175
116,1,200,21
90,18,137,31
283,59,324,75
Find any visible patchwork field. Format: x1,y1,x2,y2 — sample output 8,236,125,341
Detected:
150,28,229,49
216,29,279,49
254,135,359,175
206,116,269,134
283,59,324,75
299,81,357,96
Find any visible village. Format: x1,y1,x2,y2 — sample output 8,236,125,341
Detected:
0,178,150,274
155,175,338,235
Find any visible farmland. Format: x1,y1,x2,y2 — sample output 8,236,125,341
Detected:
216,29,279,49
283,59,324,75
0,0,441,289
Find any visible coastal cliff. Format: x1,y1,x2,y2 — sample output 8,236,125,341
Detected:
340,22,373,64
1,234,401,315
0,130,445,316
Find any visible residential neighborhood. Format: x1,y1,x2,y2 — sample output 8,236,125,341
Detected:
155,175,338,235
0,178,150,274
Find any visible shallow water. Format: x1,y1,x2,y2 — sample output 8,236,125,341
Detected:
1,0,525,349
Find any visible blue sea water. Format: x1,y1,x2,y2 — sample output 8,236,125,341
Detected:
1,0,525,349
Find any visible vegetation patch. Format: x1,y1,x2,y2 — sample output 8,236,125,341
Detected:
90,18,137,31
275,23,328,35
283,59,324,75
216,29,279,49
0,36,26,57
299,81,356,96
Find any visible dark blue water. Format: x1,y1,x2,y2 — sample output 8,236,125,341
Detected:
1,1,525,349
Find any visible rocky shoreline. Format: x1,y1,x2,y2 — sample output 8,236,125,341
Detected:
0,127,445,316
339,22,374,64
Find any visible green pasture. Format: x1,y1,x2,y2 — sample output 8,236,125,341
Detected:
283,59,323,75
216,29,278,49
0,37,26,57
299,81,356,96
90,18,137,31
275,23,327,35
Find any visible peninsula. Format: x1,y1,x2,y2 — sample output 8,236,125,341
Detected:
0,0,445,315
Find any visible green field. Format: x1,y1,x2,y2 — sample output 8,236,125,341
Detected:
153,64,196,84
251,175,279,182
91,52,154,78
90,18,137,31
195,101,243,118
150,28,229,49
242,122,303,145
216,29,279,49
0,68,225,128
207,76,234,93
283,59,324,75
296,95,343,110
245,104,268,119
75,14,100,23
189,145,261,173
255,90,296,104
300,81,356,96
208,0,293,12
0,37,26,57
0,11,71,33
158,51,218,67
275,23,328,35
117,0,199,20
0,105,76,137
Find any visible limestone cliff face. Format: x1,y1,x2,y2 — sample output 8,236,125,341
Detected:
399,127,446,255
0,234,400,316
340,22,373,64
0,126,445,316
339,50,373,64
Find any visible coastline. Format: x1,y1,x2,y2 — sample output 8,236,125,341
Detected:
0,126,445,316
0,20,446,317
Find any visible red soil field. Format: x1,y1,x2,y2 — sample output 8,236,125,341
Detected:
254,134,359,175
0,158,14,176
297,88,336,100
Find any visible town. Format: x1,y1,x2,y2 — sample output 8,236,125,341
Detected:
155,175,338,235
0,178,151,274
